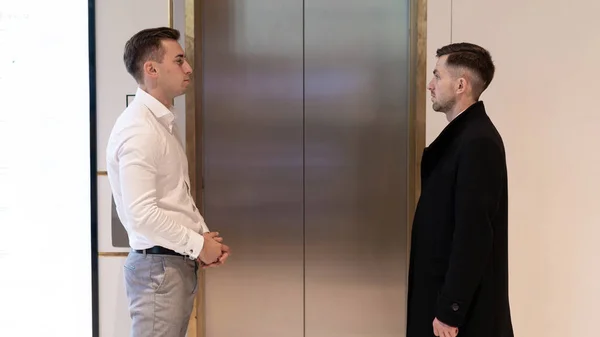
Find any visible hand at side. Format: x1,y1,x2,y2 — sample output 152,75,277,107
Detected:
433,317,458,337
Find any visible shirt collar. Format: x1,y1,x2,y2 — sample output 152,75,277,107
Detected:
134,87,175,133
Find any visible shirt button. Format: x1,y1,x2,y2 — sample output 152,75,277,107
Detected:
451,303,460,311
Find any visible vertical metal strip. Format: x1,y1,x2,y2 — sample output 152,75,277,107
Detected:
88,1,99,336
302,1,306,336
168,0,174,28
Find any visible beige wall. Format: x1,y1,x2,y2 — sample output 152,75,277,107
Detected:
426,1,600,336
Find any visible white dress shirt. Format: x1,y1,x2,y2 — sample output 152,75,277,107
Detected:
106,87,208,259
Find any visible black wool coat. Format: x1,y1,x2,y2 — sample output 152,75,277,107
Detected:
407,101,514,337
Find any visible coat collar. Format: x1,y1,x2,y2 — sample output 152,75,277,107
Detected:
421,101,487,182
429,101,486,151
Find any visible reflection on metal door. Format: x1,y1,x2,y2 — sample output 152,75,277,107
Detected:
200,1,411,336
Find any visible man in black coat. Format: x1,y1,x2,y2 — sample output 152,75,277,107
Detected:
407,42,514,337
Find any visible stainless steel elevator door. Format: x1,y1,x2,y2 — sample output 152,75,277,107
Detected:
303,1,410,336
201,1,305,337
201,1,411,336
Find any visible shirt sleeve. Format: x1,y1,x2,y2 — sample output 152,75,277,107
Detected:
199,217,210,234
117,130,205,259
435,138,504,327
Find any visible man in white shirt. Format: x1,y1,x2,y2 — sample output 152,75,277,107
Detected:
106,27,230,337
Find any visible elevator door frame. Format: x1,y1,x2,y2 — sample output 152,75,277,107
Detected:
179,0,428,335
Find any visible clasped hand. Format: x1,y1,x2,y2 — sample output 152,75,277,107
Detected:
197,231,230,268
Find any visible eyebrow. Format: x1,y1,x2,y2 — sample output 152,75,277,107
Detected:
174,54,185,59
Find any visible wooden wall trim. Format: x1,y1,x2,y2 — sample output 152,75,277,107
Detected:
184,1,200,204
404,0,428,309
97,252,128,257
168,0,173,28
183,1,204,336
409,0,427,233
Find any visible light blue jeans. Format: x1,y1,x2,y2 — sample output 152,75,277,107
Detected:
123,251,198,337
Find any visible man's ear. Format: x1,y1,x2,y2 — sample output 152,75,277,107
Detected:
456,77,467,94
143,61,158,78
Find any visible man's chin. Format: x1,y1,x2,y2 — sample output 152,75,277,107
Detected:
175,87,188,97
432,102,449,113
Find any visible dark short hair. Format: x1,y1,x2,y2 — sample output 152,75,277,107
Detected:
123,27,180,83
436,42,495,98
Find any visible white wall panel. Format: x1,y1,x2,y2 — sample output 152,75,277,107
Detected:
0,1,93,335
99,257,131,337
96,0,170,172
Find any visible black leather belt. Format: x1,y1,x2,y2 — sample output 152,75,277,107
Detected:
134,246,183,257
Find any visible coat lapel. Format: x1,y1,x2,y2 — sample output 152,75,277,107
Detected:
421,101,486,184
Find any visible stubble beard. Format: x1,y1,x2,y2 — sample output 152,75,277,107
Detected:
432,97,455,113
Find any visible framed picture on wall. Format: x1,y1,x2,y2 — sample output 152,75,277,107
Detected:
108,93,136,248
126,94,135,106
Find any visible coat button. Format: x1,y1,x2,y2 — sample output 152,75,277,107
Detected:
451,303,459,311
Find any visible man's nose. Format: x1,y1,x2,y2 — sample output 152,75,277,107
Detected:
184,61,193,74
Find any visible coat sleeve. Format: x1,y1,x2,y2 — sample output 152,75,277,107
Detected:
435,138,504,327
